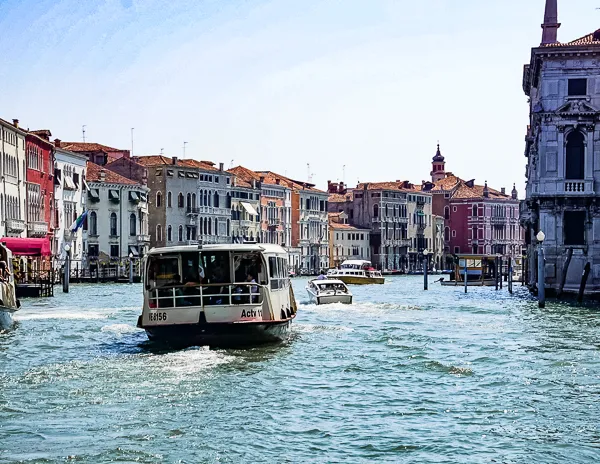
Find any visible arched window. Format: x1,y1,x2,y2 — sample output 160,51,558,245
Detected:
566,130,585,180
444,226,450,241
129,213,136,236
385,205,388,217
208,218,212,235
227,219,230,236
167,225,172,242
186,193,191,209
472,205,478,217
167,191,172,207
178,225,183,241
192,193,196,207
444,206,450,220
156,192,162,208
178,192,184,208
373,204,379,218
214,192,219,208
226,193,231,208
203,218,208,235
110,212,117,236
89,212,97,235
156,224,163,242
203,191,208,206
214,218,218,235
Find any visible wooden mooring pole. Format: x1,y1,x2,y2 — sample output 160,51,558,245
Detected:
577,262,591,304
557,248,573,299
508,258,513,294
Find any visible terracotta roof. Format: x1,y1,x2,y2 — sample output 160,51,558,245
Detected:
430,175,462,191
356,181,405,191
452,182,508,200
256,170,326,193
134,155,218,171
86,161,140,185
543,30,600,48
328,192,353,202
228,166,285,187
63,142,125,153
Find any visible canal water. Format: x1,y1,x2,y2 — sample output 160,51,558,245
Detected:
1,277,599,463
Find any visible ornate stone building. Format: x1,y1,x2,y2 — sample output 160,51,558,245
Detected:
521,0,600,295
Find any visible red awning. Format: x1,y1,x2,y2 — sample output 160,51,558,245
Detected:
0,237,52,256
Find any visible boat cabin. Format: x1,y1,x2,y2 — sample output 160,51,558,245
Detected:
450,254,502,283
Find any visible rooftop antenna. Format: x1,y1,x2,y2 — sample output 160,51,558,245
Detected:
343,164,346,184
307,163,314,183
183,141,187,159
131,127,134,157
82,125,86,142
160,148,164,155
228,159,234,169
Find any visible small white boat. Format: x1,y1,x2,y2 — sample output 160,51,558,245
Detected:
306,279,353,305
0,242,20,329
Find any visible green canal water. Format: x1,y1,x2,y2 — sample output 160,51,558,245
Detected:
1,277,600,463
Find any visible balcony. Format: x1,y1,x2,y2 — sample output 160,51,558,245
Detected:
6,219,25,233
268,218,281,228
564,181,588,194
28,221,48,237
137,234,151,243
490,216,506,225
240,220,253,228
186,206,200,215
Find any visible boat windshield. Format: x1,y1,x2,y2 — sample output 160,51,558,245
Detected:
146,250,266,307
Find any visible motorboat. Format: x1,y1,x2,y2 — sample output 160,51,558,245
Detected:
306,279,353,305
0,242,20,329
137,243,298,347
327,260,385,285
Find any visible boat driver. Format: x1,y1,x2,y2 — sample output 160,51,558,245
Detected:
0,261,10,282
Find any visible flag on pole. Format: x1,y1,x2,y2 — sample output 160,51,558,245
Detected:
70,210,88,232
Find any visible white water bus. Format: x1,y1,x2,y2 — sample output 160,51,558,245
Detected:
0,242,19,329
137,243,297,346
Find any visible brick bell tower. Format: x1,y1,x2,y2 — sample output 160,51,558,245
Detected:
430,143,446,182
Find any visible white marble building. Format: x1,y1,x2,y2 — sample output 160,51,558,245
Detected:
54,140,88,262
84,163,149,270
0,118,27,238
521,0,600,295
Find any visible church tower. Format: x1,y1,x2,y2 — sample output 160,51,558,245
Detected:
430,143,446,182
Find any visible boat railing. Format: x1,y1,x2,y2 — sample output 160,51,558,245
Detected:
148,282,264,309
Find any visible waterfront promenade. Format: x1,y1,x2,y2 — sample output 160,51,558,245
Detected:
1,277,599,462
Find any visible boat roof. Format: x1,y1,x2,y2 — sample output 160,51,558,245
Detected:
341,260,372,266
311,279,347,285
147,243,287,256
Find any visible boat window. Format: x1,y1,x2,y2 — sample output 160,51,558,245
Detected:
147,256,180,287
200,251,231,285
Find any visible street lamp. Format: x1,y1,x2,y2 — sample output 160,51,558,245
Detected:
537,230,545,308
423,249,429,290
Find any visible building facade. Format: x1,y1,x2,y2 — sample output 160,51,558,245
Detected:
329,182,410,271
63,142,130,166
329,212,371,268
53,140,88,262
0,118,27,238
521,0,600,294
406,188,434,271
26,130,55,244
428,145,522,267
229,176,261,243
84,162,149,269
135,156,231,247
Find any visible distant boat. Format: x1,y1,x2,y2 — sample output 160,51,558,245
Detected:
306,279,353,305
327,260,385,285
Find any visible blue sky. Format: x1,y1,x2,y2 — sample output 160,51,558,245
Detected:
1,0,598,193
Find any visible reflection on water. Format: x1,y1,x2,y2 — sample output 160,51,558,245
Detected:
0,278,599,462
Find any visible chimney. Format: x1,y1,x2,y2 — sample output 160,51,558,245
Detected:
501,187,506,195
541,0,560,45
142,168,148,186
251,179,256,189
327,180,333,192
339,181,344,193
12,119,19,128
100,169,106,182
219,162,224,171
172,156,177,165
483,181,489,198
260,176,265,183
54,139,61,148
276,178,281,185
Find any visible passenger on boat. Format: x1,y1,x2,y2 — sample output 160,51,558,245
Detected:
317,271,326,280
0,261,10,282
